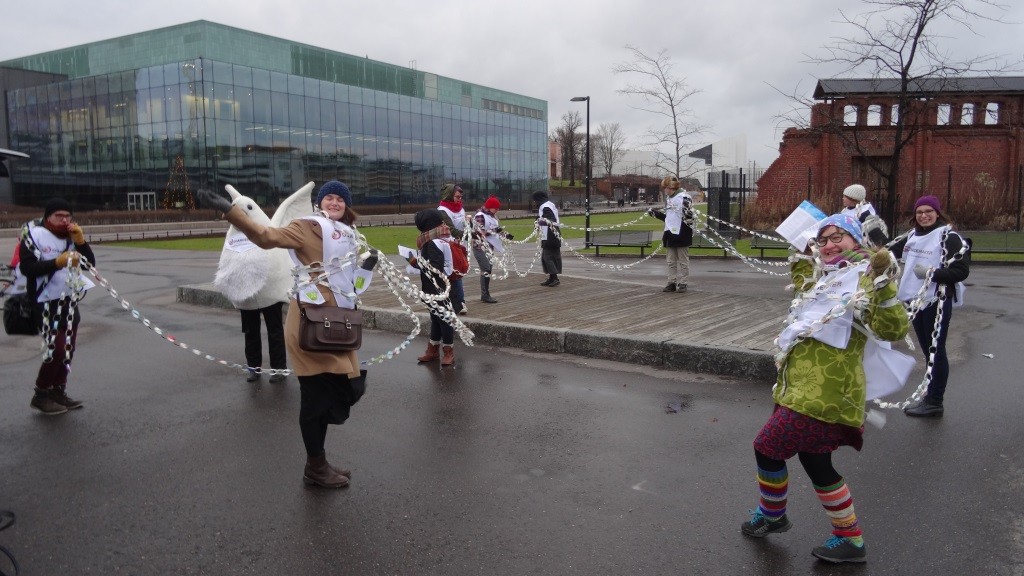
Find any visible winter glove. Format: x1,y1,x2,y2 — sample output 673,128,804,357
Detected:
494,227,504,233
913,264,930,279
861,215,889,247
360,249,379,271
69,224,86,245
54,251,81,269
869,249,893,278
197,188,232,212
505,233,514,240
647,208,656,217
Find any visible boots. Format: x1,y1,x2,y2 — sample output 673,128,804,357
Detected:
441,345,455,366
30,388,67,415
53,386,84,410
303,454,350,488
417,342,440,363
480,277,497,303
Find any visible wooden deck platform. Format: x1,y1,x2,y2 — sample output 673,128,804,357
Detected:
357,270,789,352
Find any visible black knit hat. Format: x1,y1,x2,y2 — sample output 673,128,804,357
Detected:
531,191,549,204
43,198,73,219
414,209,444,232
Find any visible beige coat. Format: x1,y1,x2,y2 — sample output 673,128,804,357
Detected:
225,206,361,378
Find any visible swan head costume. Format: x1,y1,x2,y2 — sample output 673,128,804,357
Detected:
213,182,315,309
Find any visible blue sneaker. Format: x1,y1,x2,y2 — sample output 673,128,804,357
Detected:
812,535,867,563
741,510,792,538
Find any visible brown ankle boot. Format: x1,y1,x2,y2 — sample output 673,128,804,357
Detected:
441,345,455,366
303,454,349,488
417,342,440,363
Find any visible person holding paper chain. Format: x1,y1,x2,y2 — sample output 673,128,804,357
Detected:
472,196,509,304
890,195,970,417
199,181,377,489
840,184,888,247
648,175,694,292
741,214,908,565
407,209,457,366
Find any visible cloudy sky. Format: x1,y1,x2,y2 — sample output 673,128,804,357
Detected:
3,0,1022,169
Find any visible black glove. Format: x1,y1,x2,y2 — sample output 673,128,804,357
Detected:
198,188,232,212
494,227,504,233
506,233,514,240
360,248,379,271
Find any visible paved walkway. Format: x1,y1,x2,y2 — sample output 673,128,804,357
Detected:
177,238,793,381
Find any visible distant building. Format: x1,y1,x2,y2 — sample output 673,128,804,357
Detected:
757,76,1024,220
0,21,548,210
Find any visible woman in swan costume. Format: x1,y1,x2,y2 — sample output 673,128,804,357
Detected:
212,182,315,383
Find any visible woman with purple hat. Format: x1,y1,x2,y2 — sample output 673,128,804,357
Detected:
741,214,908,564
891,195,971,417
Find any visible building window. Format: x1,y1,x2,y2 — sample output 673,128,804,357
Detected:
961,103,974,125
866,104,882,126
843,105,857,126
985,102,1000,125
891,104,900,125
937,103,951,125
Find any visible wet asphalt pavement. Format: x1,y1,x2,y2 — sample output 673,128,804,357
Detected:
1,246,1023,575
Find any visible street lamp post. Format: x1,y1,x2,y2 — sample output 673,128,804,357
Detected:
570,96,591,247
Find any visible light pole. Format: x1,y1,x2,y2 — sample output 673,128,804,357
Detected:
570,96,590,247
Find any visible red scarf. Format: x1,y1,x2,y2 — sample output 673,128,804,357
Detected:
439,199,463,213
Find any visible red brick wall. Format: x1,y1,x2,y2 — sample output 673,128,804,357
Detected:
758,91,1024,227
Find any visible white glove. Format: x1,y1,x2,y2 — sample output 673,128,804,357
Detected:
913,264,930,279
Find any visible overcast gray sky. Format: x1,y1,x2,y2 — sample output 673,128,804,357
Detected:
3,0,1022,169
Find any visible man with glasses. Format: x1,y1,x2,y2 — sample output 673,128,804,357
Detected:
15,198,96,415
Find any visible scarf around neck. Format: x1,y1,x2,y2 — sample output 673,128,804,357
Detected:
416,224,451,250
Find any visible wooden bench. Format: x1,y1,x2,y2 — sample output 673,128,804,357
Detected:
590,230,653,256
691,229,738,256
749,231,790,258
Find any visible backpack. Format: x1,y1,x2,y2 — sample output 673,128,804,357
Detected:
446,240,470,282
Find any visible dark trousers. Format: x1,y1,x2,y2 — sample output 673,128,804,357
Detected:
429,307,455,345
241,302,286,370
35,300,80,390
541,247,562,275
298,371,366,457
912,296,954,403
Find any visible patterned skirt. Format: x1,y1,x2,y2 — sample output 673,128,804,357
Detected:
753,404,864,461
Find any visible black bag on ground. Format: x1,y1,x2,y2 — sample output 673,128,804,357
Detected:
3,293,40,336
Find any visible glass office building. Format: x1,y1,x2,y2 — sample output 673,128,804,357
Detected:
0,21,548,210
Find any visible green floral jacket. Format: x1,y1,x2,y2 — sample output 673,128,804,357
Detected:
773,257,909,427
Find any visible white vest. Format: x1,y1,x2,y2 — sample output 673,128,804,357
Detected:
537,201,560,241
897,225,965,305
664,191,691,235
437,205,467,234
290,215,371,309
475,210,504,253
23,223,94,302
776,262,866,353
841,202,876,221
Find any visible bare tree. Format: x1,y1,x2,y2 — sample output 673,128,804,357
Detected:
613,45,709,178
593,123,628,177
777,0,1012,226
549,111,584,185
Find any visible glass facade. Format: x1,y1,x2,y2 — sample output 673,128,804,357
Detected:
1,22,548,209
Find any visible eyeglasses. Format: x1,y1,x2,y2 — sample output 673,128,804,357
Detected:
49,212,73,222
814,231,849,247
915,208,936,216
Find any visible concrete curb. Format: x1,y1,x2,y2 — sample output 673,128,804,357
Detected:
177,283,775,381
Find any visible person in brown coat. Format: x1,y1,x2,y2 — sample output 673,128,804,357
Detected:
200,181,378,489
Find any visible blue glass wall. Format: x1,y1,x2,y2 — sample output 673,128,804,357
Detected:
6,57,548,209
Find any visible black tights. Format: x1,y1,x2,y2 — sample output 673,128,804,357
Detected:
756,450,842,487
298,373,359,457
